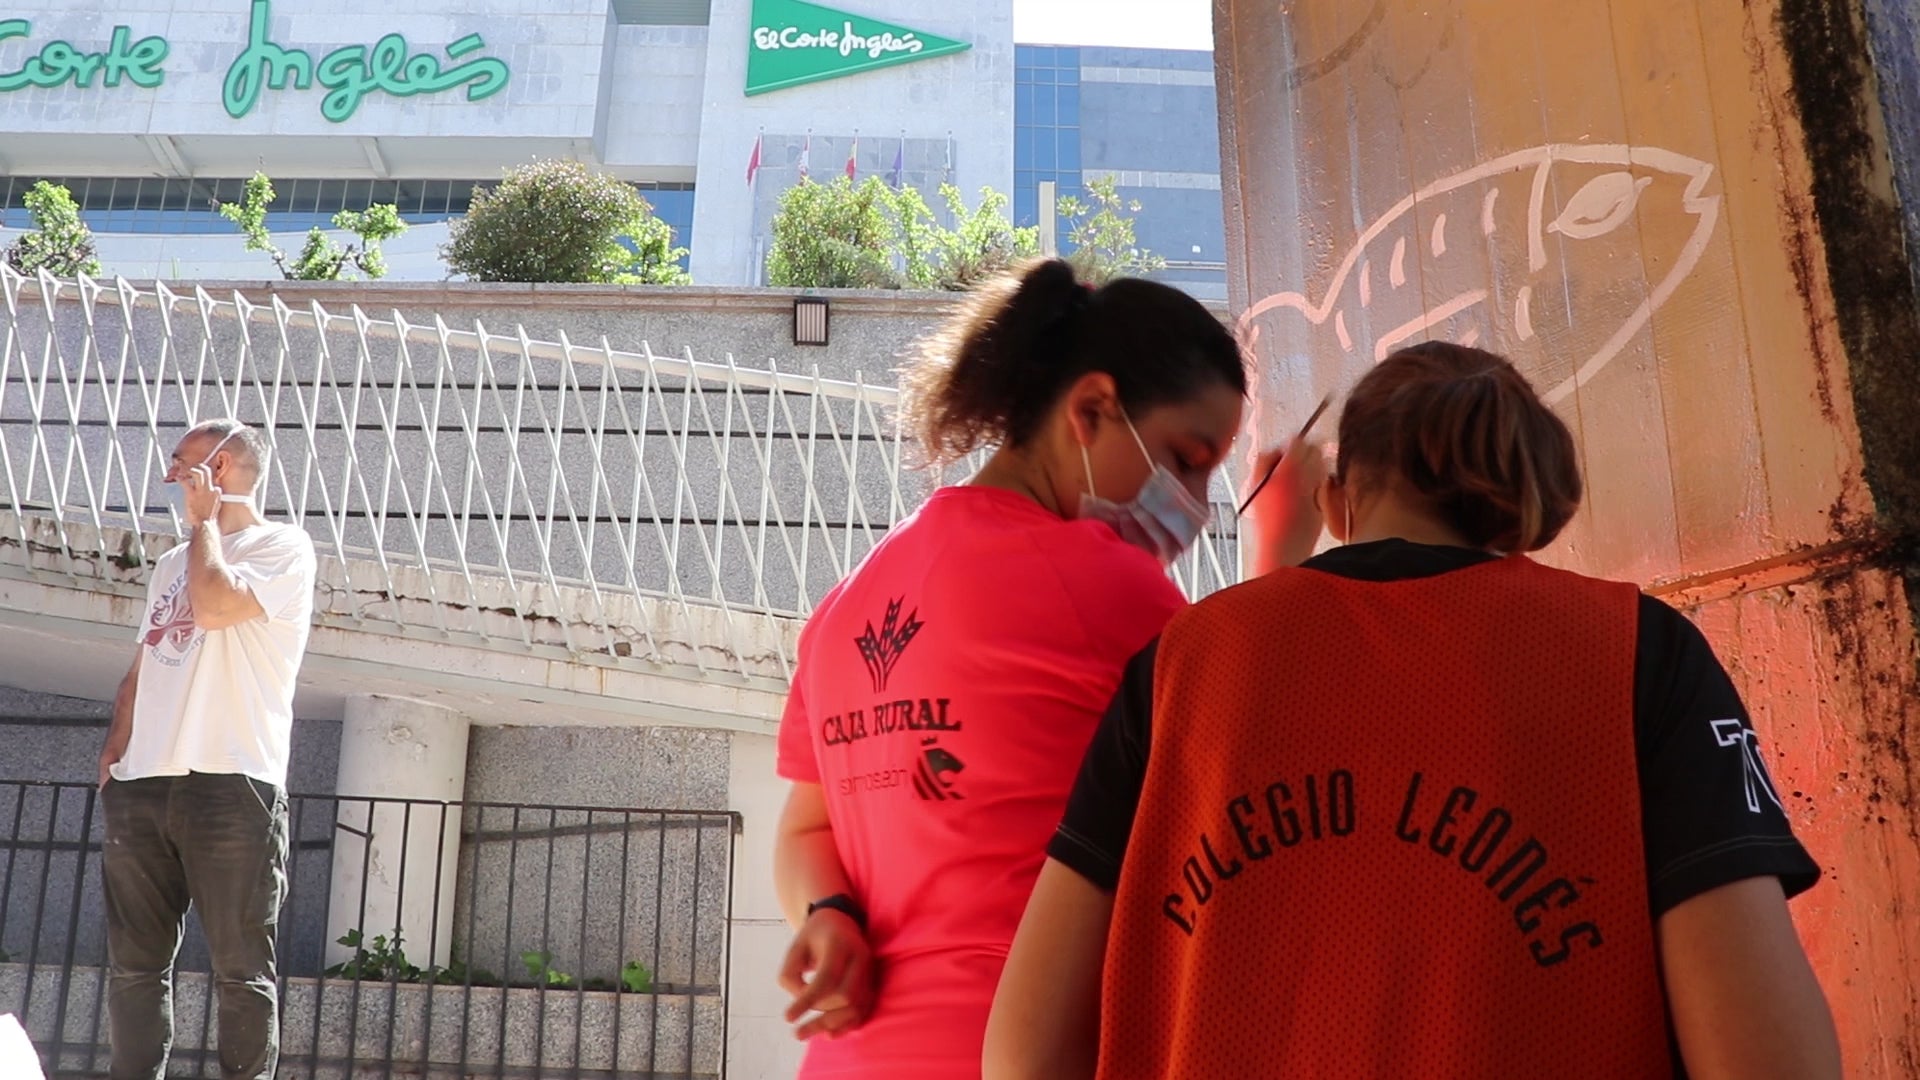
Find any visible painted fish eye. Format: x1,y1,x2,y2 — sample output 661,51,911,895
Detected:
1548,171,1653,240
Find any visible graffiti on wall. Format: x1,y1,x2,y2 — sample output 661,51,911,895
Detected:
1238,143,1722,403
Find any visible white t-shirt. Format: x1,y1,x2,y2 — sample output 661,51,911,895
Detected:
115,522,317,788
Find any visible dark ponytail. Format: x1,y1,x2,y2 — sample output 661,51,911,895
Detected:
899,259,1246,464
1337,341,1582,552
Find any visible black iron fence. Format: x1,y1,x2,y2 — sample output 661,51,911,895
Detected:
0,781,738,1079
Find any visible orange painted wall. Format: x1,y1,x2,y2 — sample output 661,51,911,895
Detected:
1215,0,1920,1072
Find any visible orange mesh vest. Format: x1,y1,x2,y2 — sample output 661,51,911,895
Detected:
1099,557,1672,1079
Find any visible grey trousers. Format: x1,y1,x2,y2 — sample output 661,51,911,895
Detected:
101,773,289,1080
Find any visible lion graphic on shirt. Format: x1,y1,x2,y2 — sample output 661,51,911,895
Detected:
143,577,200,658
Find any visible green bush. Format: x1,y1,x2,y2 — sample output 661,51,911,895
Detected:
765,176,901,289
4,181,102,279
442,159,690,285
925,185,1040,291
767,178,1040,291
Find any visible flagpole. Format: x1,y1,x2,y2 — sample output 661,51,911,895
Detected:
749,126,762,285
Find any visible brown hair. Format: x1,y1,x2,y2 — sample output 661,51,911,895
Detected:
898,259,1246,464
1336,341,1581,552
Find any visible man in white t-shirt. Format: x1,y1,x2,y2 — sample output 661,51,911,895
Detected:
97,419,316,1080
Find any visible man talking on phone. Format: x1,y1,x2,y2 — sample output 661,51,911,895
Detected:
97,419,316,1080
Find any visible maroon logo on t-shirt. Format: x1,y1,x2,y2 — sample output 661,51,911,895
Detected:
142,575,200,664
853,597,923,694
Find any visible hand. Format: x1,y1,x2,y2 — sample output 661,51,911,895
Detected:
181,465,221,527
778,909,875,1041
98,747,120,790
1247,435,1327,574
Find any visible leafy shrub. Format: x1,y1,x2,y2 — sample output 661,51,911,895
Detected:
442,159,690,285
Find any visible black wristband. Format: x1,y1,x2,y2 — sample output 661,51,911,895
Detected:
806,893,868,933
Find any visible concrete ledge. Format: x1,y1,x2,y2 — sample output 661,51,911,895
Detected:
28,275,1231,320
59,278,978,318
0,512,795,730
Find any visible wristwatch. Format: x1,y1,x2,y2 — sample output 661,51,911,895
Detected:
806,893,868,933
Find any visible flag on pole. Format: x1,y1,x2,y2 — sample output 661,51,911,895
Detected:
745,133,762,188
888,137,905,189
798,133,811,180
846,135,858,181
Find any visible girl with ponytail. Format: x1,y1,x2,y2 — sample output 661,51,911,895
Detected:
770,259,1326,1078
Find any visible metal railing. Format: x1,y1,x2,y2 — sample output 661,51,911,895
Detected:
0,780,737,1079
0,268,1245,682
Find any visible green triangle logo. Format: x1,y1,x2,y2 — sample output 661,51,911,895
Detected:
746,0,971,96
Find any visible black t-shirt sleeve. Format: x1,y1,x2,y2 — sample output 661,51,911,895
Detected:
1633,595,1822,916
1048,640,1159,892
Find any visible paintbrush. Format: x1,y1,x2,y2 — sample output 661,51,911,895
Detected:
1236,394,1332,516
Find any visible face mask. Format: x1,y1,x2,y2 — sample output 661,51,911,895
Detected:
173,429,258,514
1078,414,1211,565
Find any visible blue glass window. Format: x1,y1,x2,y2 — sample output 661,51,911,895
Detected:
1012,46,1082,238
1059,135,1082,171
1032,87,1055,126
1059,84,1080,125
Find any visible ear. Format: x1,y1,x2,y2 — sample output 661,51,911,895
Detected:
1321,475,1348,543
1061,371,1120,449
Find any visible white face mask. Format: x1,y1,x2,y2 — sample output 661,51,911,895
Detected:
1078,414,1211,566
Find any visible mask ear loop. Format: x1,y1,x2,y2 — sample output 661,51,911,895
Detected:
1121,412,1153,467
1080,443,1097,501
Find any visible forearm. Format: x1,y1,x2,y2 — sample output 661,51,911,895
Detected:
774,827,855,929
102,669,136,759
185,522,252,626
983,861,1111,1080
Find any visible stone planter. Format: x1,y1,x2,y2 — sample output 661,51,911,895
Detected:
3,962,723,1079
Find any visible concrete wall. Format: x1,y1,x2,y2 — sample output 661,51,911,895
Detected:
1216,0,1920,1073
601,24,709,173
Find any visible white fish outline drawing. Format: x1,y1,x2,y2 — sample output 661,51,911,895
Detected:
1238,143,1722,404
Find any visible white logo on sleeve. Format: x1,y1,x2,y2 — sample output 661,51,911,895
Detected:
1710,718,1786,814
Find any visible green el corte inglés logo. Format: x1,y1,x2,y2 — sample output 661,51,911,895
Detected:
0,0,510,124
746,0,969,96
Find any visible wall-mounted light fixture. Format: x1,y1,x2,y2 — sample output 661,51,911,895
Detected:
794,297,830,347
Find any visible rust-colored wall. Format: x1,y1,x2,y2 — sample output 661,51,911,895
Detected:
1215,0,1920,1072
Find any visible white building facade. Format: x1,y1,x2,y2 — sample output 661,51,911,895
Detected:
0,0,1015,284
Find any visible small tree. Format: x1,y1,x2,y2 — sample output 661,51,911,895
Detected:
1057,175,1165,285
928,185,1040,291
881,184,942,290
442,159,690,285
217,173,406,281
766,177,901,289
4,181,102,278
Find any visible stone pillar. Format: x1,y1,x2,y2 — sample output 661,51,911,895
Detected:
722,731,806,1080
1215,0,1920,1069
328,694,471,971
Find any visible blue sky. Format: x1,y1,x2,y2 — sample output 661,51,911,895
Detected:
1013,0,1213,51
